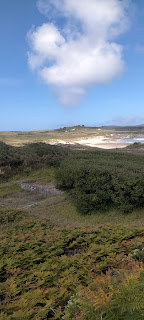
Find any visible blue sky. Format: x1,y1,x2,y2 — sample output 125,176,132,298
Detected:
0,0,144,131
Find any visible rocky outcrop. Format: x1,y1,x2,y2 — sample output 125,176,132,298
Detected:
18,183,63,196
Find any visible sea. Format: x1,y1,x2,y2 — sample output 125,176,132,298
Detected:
119,138,144,144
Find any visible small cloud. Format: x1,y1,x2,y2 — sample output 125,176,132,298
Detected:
107,115,144,126
27,0,132,106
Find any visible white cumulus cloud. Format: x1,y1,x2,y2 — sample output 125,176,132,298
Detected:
27,0,131,106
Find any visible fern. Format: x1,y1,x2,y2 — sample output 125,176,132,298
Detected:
66,265,144,320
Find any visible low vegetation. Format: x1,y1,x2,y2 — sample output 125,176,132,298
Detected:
0,141,144,319
64,263,144,320
0,142,68,182
57,149,144,213
0,206,144,319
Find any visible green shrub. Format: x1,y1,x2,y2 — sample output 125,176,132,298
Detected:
57,150,144,214
0,142,68,182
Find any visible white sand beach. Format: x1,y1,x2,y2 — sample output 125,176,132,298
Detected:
75,136,128,149
49,140,74,145
49,136,129,149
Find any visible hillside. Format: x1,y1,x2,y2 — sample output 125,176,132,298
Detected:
0,142,144,319
1,125,144,149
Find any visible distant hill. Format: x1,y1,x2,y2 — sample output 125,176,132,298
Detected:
0,125,144,147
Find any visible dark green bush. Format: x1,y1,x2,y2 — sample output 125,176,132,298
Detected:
57,150,144,214
0,142,68,181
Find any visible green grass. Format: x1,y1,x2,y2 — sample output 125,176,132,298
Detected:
8,167,56,184
28,193,144,228
1,167,144,228
0,184,21,198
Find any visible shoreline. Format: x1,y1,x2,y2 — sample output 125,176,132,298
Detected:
76,136,129,149
48,135,144,149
